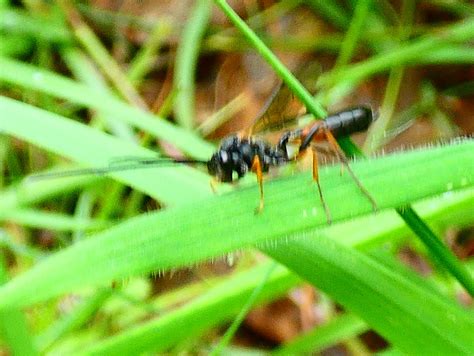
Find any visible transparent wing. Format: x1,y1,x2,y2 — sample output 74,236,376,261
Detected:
247,62,321,135
248,81,305,135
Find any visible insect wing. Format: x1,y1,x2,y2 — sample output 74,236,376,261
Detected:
247,81,305,135
247,62,321,135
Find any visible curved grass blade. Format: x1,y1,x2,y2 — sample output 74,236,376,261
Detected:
264,236,474,355
0,57,214,158
0,140,471,309
81,263,298,354
174,0,212,130
0,96,210,206
56,188,474,355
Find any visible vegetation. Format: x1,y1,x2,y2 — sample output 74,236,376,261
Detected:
0,0,473,354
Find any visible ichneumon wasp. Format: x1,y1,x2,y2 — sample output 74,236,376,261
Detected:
32,82,378,223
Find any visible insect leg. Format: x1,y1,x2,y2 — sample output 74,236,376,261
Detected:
311,146,332,224
251,155,264,214
312,144,344,175
322,128,378,212
210,177,219,194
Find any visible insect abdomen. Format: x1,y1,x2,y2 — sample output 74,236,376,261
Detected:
324,106,373,138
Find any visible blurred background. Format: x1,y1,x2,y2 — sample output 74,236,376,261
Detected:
0,0,473,354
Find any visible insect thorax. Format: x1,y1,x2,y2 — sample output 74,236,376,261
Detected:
207,135,286,182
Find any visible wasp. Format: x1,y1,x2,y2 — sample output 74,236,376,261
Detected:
207,105,377,222
32,83,377,223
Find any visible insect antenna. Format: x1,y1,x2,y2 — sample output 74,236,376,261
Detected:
29,157,209,180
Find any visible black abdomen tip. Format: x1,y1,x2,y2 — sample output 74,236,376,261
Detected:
324,106,375,137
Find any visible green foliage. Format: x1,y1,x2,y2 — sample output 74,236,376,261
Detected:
0,0,473,354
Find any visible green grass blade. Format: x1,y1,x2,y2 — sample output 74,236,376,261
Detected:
319,19,474,88
273,313,369,355
0,254,37,356
60,2,147,109
0,141,471,309
0,96,210,206
210,263,277,355
304,0,349,29
35,289,113,351
327,188,474,250
417,44,474,64
397,206,474,296
128,20,172,85
334,0,371,68
0,174,98,211
0,208,109,231
0,8,72,43
174,0,212,130
0,230,45,262
263,236,474,354
60,47,136,141
46,187,474,354
0,57,214,158
81,263,298,354
0,34,32,56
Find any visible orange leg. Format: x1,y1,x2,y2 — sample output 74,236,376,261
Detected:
209,177,219,194
251,155,264,214
322,128,378,212
310,144,343,176
311,147,332,224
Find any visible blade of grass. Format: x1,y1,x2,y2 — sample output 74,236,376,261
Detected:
128,19,172,85
263,235,474,354
0,140,471,309
416,44,474,64
41,187,474,354
273,313,369,355
174,0,212,130
364,0,413,153
0,34,32,56
210,263,277,355
81,263,298,354
0,96,211,206
0,208,109,231
58,0,148,109
60,47,136,141
75,3,156,32
0,174,99,212
327,188,474,250
363,66,404,153
0,230,45,262
318,19,474,88
0,57,214,158
197,93,249,136
398,206,474,296
35,288,113,352
304,0,350,29
64,197,474,354
0,253,37,356
0,8,72,43
334,0,372,68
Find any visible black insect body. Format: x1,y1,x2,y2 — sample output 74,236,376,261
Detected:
205,106,377,219
207,107,373,183
207,135,287,183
